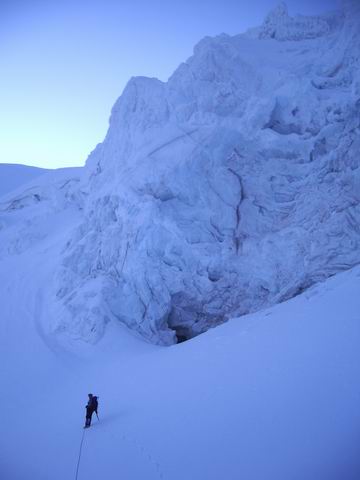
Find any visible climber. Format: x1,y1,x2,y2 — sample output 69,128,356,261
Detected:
84,393,98,428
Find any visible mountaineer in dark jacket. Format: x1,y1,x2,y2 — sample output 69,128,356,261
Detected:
84,393,98,428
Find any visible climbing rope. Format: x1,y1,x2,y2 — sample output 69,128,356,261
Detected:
75,429,86,480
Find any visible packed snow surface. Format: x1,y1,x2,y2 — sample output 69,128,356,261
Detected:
1,240,360,479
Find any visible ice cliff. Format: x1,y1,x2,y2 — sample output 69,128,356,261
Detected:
2,2,359,345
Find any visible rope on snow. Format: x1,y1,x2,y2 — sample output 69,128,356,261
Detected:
75,428,86,480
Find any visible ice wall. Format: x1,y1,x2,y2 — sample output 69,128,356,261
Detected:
48,2,360,344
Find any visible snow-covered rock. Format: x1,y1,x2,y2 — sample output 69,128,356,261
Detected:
2,2,359,346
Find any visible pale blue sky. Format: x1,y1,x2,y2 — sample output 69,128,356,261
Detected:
0,0,340,169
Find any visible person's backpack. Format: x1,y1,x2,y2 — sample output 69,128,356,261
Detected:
91,396,98,412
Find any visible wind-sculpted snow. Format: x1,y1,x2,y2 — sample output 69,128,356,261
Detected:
0,168,83,258
49,2,360,344
257,2,339,41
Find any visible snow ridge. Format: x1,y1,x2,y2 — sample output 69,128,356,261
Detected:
257,2,337,41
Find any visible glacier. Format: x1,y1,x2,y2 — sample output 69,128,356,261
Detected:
2,245,360,479
1,1,360,346
0,163,49,197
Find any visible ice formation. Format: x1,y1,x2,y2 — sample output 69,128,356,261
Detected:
1,2,359,345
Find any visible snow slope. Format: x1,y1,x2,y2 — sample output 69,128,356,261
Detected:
1,231,359,479
0,164,49,198
0,167,83,259
1,4,360,477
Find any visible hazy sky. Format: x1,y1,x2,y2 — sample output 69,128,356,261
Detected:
0,0,340,169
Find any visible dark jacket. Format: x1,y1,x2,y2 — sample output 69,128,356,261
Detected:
86,396,98,415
